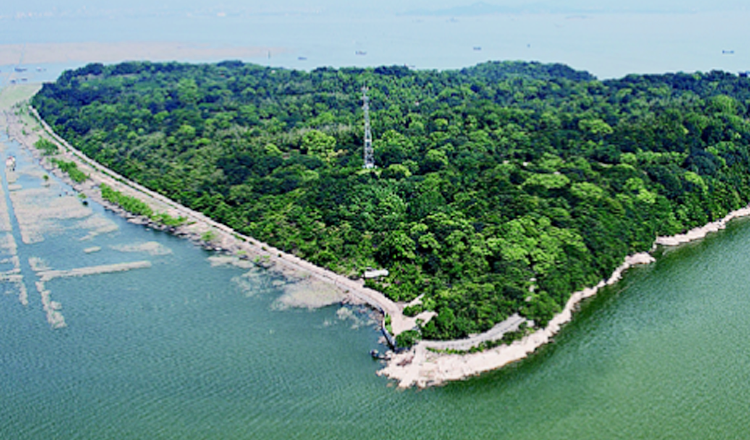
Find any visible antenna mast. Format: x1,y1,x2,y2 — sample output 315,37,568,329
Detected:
362,86,375,169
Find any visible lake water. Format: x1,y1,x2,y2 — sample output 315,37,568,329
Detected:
3,11,750,438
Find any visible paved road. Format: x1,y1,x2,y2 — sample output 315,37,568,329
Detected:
420,313,527,351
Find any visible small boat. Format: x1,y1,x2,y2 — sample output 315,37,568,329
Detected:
370,349,385,360
298,56,307,61
473,46,482,51
723,50,735,55
355,50,367,56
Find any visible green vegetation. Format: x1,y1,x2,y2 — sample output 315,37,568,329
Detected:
100,183,153,217
395,329,421,348
100,183,186,226
50,158,88,183
153,212,188,227
32,60,750,340
201,230,218,242
34,138,58,156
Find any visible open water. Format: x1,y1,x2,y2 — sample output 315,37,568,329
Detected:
3,11,750,439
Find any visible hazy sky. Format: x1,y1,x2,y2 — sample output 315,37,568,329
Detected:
2,0,749,16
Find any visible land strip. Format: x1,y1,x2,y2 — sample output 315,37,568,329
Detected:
36,261,153,281
0,42,287,66
10,82,735,388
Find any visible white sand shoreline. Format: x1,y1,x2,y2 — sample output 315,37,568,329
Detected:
379,206,750,388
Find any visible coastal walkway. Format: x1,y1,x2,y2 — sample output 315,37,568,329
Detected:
10,101,418,335
420,314,526,351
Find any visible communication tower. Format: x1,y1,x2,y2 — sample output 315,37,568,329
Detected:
362,86,375,169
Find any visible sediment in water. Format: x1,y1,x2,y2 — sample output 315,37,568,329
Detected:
0,184,12,233
9,187,91,244
37,261,152,281
111,241,172,256
275,278,346,310
36,280,65,329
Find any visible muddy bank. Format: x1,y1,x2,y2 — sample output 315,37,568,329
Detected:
9,187,91,244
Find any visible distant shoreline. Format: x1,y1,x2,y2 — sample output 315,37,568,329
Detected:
0,42,287,67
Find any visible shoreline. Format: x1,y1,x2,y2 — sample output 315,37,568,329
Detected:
379,206,750,388
0,42,288,66
0,84,423,336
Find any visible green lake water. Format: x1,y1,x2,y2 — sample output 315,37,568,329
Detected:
3,131,750,439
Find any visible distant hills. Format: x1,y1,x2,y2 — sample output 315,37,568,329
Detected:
401,1,710,16
402,2,557,16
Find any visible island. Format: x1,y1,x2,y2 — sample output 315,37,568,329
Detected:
23,60,750,386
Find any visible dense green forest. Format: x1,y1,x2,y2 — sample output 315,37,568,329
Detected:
31,60,750,341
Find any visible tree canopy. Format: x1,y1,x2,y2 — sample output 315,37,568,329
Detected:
32,60,750,341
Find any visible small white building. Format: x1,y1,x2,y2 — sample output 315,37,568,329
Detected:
363,269,389,279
